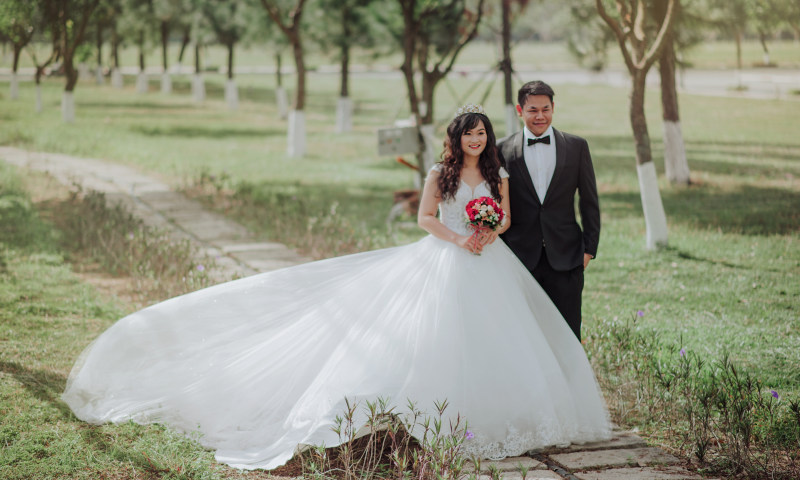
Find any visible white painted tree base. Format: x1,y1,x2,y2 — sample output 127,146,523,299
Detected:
225,79,238,110
287,110,307,157
136,72,148,93
10,73,19,100
62,91,75,123
35,85,43,113
663,120,690,185
111,68,123,89
192,74,205,103
505,103,519,136
420,123,437,173
335,96,353,133
78,62,90,80
637,161,669,250
95,66,104,85
161,73,172,94
276,87,288,119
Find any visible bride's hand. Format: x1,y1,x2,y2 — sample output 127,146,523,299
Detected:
456,233,483,254
480,230,499,246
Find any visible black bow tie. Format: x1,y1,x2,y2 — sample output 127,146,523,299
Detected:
527,135,551,146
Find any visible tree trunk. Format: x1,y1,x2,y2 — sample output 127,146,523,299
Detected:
336,42,351,133
136,42,148,94
225,44,238,110
659,34,690,185
288,33,306,157
630,72,668,249
275,53,288,119
177,26,190,67
112,28,120,68
95,26,104,85
501,0,518,135
735,29,742,70
161,21,169,71
758,30,770,65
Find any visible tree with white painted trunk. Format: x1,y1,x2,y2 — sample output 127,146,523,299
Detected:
0,0,36,101
56,0,102,122
498,0,532,136
16,0,59,113
308,0,383,134
380,0,486,187
596,0,677,250
259,0,309,157
200,0,253,111
119,0,157,95
154,0,189,94
653,0,691,186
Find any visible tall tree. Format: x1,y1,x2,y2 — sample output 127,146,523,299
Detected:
596,0,677,249
0,0,36,100
259,0,309,157
380,0,485,184
153,0,187,93
200,0,253,110
309,0,381,133
27,0,60,112
57,0,102,122
498,0,532,136
707,0,748,70
119,0,155,94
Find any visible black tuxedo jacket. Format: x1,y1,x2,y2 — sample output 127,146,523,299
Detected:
498,128,600,272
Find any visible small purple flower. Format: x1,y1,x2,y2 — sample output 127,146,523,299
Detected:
679,348,686,357
771,390,780,399
128,232,135,240
465,430,474,440
196,264,205,272
637,310,644,317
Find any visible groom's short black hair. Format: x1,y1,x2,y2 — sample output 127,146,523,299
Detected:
518,80,555,106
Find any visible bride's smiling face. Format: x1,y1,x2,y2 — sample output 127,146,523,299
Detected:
461,120,487,159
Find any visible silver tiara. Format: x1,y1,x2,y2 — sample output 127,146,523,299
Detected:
455,103,486,117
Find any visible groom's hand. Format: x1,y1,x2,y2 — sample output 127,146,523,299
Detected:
583,253,593,270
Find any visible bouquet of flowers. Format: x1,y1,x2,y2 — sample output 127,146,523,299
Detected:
465,196,505,231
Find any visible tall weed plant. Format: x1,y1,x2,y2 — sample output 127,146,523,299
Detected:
188,169,395,260
586,315,800,479
51,184,215,300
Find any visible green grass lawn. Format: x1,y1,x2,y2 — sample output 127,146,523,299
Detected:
1,63,798,478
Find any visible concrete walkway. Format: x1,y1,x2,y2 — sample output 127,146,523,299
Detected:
0,147,716,479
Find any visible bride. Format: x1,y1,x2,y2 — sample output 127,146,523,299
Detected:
62,105,611,470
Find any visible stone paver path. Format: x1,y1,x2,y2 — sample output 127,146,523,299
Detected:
1,146,309,282
1,147,714,479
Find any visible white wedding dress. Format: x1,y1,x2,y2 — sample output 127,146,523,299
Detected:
62,168,611,470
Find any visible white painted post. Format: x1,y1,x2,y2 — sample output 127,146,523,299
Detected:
505,103,519,136
335,96,352,133
225,79,238,110
192,74,205,103
35,85,43,113
161,73,172,94
136,72,148,93
62,91,75,123
111,68,123,89
663,120,690,185
287,110,306,157
10,72,19,100
276,86,289,119
636,161,669,249
419,123,437,173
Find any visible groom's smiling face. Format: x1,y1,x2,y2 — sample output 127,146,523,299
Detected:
517,95,554,137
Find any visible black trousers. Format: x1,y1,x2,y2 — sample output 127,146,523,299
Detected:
531,248,584,341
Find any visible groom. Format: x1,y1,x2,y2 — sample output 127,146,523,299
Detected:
498,80,600,341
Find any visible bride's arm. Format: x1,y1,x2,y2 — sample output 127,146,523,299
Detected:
418,170,480,253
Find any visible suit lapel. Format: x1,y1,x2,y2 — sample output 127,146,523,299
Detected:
543,128,566,204
509,132,541,205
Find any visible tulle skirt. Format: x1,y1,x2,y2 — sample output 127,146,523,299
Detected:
62,235,611,469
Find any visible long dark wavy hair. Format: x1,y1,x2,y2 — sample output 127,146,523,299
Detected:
437,112,503,201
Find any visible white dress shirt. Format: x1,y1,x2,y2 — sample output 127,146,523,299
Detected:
523,125,556,204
